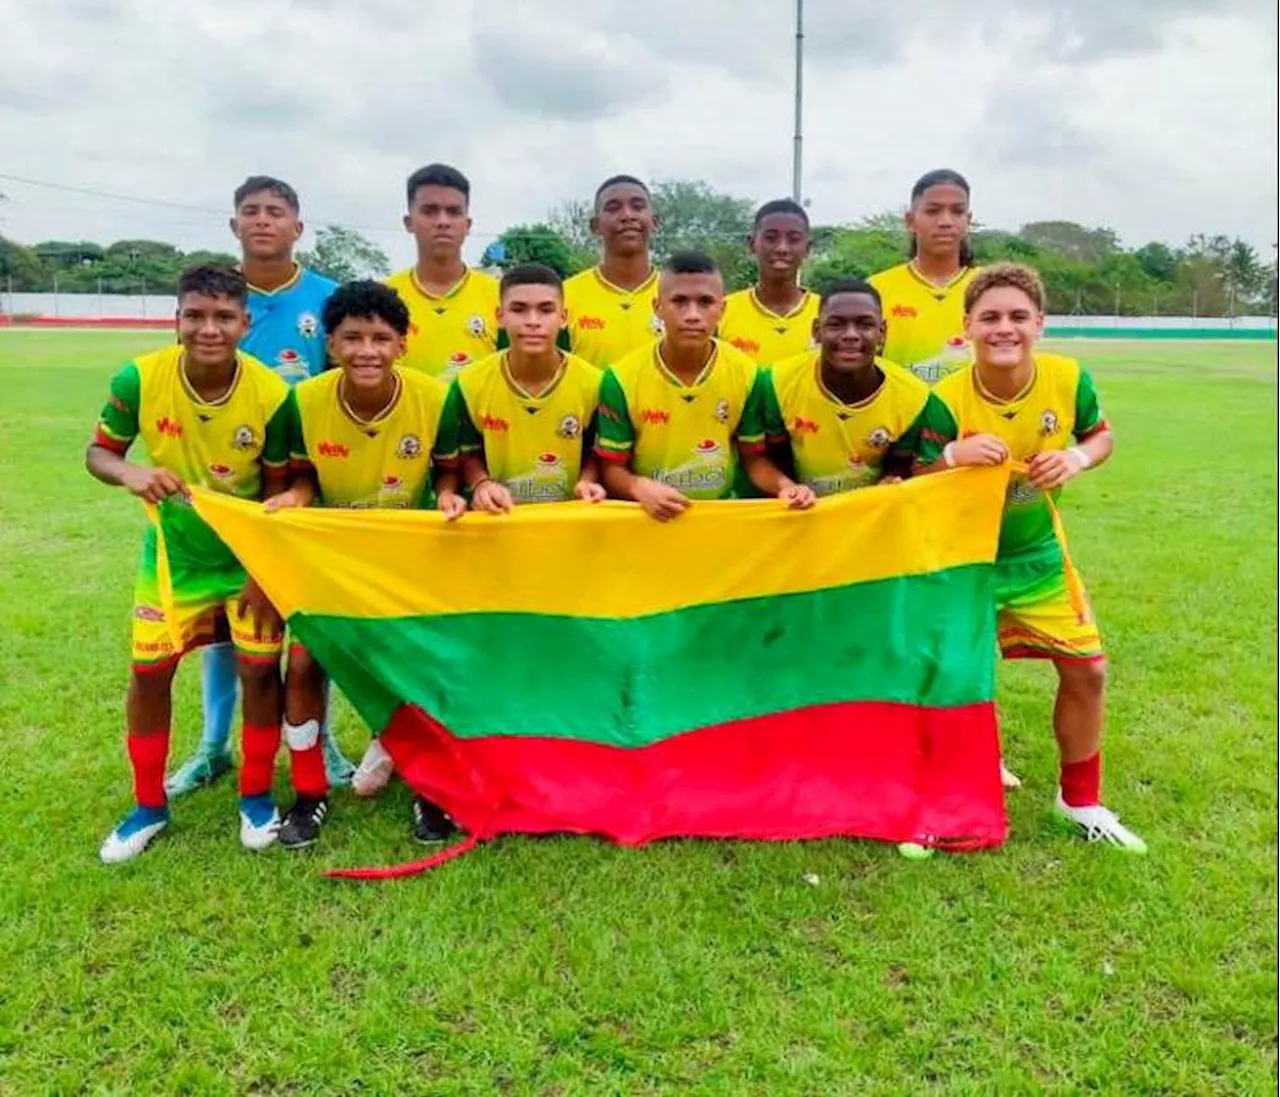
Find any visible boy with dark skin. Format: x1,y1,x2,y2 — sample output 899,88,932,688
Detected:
88,265,292,862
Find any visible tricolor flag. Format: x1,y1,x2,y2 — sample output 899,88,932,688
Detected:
186,468,1012,876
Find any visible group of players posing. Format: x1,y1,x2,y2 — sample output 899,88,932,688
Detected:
87,164,1148,865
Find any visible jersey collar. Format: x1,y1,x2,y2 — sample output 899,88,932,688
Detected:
747,286,813,321
179,352,242,408
654,340,718,390
410,266,472,301
338,370,403,430
973,359,1037,407
243,263,302,297
592,266,658,298
501,350,569,402
814,353,886,411
905,261,972,294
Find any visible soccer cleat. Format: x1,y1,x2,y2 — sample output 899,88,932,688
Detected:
164,749,234,798
278,797,330,850
238,794,281,851
323,731,356,790
352,738,395,798
1052,794,1148,854
411,796,457,844
896,841,936,861
100,805,170,864
1001,763,1023,789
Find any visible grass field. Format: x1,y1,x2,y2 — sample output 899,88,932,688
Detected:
0,331,1276,1096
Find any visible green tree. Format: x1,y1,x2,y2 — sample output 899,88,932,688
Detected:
298,225,391,283
649,180,757,290
1134,241,1178,283
0,235,47,290
804,228,905,292
490,224,584,277
1018,221,1119,264
545,199,599,268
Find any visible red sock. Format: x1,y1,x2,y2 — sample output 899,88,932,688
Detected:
1060,751,1102,807
290,745,328,799
128,731,171,809
240,723,281,798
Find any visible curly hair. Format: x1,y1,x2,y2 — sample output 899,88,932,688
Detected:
964,262,1047,314
321,280,411,337
177,264,247,304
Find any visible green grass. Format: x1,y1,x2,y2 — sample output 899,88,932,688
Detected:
0,331,1276,1096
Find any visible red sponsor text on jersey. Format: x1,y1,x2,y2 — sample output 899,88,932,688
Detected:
892,305,917,318
730,337,760,355
639,409,670,425
481,415,510,432
577,316,606,330
317,441,350,458
792,417,820,435
156,417,183,438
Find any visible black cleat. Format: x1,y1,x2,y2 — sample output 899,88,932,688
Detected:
278,796,329,850
411,796,457,844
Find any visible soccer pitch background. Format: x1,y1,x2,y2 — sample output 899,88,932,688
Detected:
0,331,1274,1094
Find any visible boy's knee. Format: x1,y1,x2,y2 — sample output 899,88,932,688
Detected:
1059,657,1107,695
236,655,280,690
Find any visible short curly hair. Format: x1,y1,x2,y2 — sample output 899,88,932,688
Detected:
321,280,411,337
964,263,1047,314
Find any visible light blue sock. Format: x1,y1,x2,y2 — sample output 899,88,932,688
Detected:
199,642,240,755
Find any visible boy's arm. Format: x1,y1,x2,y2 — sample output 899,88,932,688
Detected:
432,381,471,519
85,362,187,500
737,369,814,508
912,393,1007,474
1027,367,1113,489
594,369,689,520
260,390,296,500
266,390,317,510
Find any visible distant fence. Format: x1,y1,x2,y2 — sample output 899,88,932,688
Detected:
1,293,1277,339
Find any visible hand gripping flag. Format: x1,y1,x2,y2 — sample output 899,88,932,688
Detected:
179,467,1015,877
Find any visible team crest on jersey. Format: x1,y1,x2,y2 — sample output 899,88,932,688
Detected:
556,414,581,440
467,314,486,337
866,427,891,450
231,425,256,450
1039,410,1059,437
649,315,665,335
396,434,422,459
297,313,319,338
713,399,730,425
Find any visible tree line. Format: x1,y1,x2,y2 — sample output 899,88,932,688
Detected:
2,179,1275,317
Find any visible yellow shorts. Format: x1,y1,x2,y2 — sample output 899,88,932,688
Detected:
997,568,1104,663
131,532,282,672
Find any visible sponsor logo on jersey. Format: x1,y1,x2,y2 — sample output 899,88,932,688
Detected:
1039,410,1059,437
156,417,183,438
639,409,670,425
450,352,471,366
730,337,760,356
480,414,510,432
714,399,730,425
892,305,917,318
792,417,820,435
694,438,720,456
945,335,967,349
556,414,582,439
577,315,606,331
382,475,402,490
652,440,729,496
536,452,562,468
231,425,256,450
317,441,350,459
396,434,422,459
866,427,891,450
297,313,319,338
467,314,487,337
208,462,234,480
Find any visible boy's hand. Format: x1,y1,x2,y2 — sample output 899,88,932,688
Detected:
779,481,817,510
632,478,690,522
263,487,310,512
437,489,468,522
1026,449,1086,491
573,479,607,503
236,578,281,641
472,479,514,515
948,435,1008,467
123,466,187,503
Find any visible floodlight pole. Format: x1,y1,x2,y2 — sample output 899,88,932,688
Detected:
792,0,804,203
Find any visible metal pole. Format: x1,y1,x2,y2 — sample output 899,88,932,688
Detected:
1114,282,1120,319
791,0,804,203
53,269,59,317
98,276,103,319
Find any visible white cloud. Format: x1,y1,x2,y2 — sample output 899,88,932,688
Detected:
0,0,1274,268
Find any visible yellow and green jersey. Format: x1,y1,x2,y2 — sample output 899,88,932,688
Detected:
868,262,978,384
718,287,819,365
594,339,765,500
386,266,500,382
918,353,1108,573
563,266,663,368
763,351,933,495
446,351,601,504
290,367,454,509
93,345,293,565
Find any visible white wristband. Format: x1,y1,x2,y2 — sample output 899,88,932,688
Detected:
1067,446,1092,471
942,442,958,468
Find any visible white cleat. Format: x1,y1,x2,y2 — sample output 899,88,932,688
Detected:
352,737,395,798
1001,763,1022,789
100,807,169,864
238,797,281,852
1053,794,1148,854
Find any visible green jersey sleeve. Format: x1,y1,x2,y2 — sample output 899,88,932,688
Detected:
1073,368,1107,439
93,362,141,454
593,368,635,462
892,401,930,462
262,390,296,472
915,392,960,466
758,368,787,444
433,381,465,467
736,368,767,452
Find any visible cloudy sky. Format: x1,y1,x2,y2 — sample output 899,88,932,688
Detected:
1,0,1276,267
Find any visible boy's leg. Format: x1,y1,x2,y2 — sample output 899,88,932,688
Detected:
279,643,331,849
321,679,355,789
165,642,238,797
228,599,285,852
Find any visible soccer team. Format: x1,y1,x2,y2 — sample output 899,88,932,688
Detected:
87,165,1148,864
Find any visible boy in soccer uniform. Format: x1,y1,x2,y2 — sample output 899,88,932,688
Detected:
594,251,815,518
914,263,1146,854
719,199,820,365
266,281,465,848
88,265,294,863
386,163,500,382
168,176,353,800
869,169,979,384
447,263,606,513
563,175,663,368
762,280,931,495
